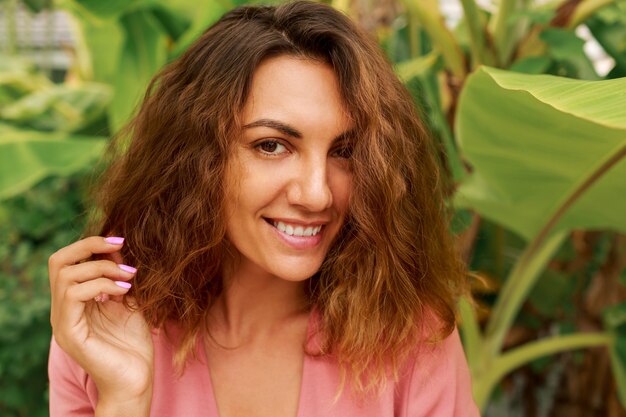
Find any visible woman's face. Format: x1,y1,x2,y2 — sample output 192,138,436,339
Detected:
223,55,353,282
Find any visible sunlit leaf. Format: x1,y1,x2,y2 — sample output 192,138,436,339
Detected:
169,0,229,59
1,83,111,132
73,0,136,18
0,130,106,200
109,10,168,131
455,67,626,242
149,3,192,41
395,52,441,82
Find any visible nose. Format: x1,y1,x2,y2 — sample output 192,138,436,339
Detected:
286,156,333,212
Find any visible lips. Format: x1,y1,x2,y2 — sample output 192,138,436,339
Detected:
272,221,322,237
263,217,326,249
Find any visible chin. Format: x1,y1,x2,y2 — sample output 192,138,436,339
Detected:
268,260,323,283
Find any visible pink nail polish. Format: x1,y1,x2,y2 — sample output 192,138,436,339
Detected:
118,264,137,274
105,237,125,245
115,281,132,289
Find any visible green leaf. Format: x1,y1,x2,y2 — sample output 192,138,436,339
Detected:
77,17,125,85
110,9,168,132
455,67,626,242
148,3,192,41
394,52,440,82
587,7,626,78
73,0,136,19
169,0,228,60
0,61,52,106
540,28,599,80
0,130,106,200
509,56,552,74
0,83,111,132
507,9,555,26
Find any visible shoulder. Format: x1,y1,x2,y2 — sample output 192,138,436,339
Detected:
395,327,480,417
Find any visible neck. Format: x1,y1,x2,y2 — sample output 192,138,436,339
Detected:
207,258,309,347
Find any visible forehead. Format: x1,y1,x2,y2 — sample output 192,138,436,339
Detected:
241,56,352,132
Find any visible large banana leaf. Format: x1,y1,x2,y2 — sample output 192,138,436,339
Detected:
455,66,626,242
0,127,106,200
110,10,168,131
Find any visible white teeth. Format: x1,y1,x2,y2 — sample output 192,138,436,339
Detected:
272,221,322,237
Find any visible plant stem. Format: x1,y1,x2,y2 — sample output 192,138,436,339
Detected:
458,297,482,373
484,231,567,356
459,0,495,67
489,0,518,65
419,71,466,182
408,15,421,58
567,0,615,29
473,332,613,409
402,0,466,80
485,142,626,356
527,142,626,264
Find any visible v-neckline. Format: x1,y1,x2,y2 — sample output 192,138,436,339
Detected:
199,308,317,417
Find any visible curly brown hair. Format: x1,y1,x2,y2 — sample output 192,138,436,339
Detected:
89,0,466,395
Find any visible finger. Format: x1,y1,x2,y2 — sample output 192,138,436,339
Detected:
94,293,110,303
57,260,137,285
51,260,136,324
49,236,126,287
55,278,132,331
106,251,125,265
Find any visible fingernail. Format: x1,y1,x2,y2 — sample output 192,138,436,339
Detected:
105,237,125,245
115,281,132,289
118,264,137,274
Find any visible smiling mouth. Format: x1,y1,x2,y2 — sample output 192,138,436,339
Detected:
264,219,323,237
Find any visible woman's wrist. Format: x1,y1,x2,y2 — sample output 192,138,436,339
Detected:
95,388,152,417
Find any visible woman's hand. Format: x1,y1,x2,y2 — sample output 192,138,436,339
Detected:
49,236,154,415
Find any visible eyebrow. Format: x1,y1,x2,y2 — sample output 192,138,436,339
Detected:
243,119,302,138
243,118,354,144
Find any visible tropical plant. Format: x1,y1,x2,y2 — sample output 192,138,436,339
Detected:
0,172,89,417
456,67,626,411
364,0,626,414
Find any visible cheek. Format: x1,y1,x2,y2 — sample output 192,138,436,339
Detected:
229,159,286,213
329,170,352,215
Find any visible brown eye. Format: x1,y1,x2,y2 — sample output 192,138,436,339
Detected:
332,144,353,159
260,141,278,152
255,140,287,155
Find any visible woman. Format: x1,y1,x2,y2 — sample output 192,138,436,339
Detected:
48,2,479,416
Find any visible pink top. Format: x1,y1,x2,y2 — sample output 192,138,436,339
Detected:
49,311,480,417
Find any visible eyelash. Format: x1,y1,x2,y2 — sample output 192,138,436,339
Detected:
254,140,289,156
253,139,353,160
331,144,353,159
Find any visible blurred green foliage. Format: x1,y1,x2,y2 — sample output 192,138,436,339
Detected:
0,172,88,417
